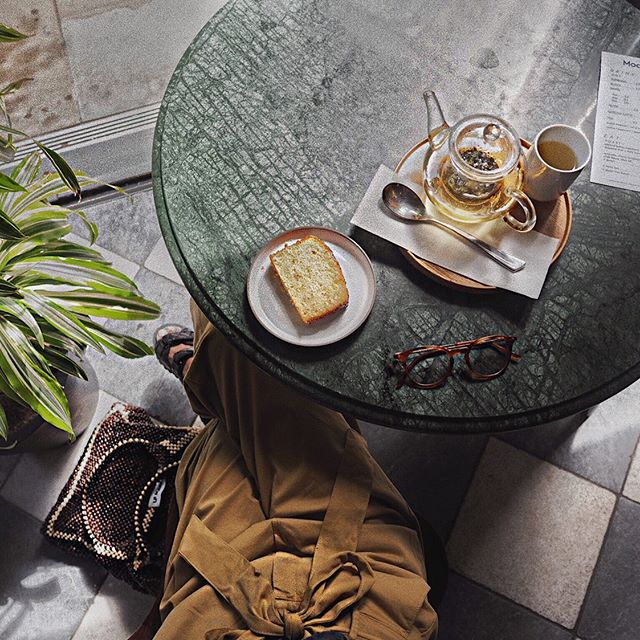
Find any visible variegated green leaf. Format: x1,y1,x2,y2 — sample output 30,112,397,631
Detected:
0,23,28,42
0,315,53,374
11,274,71,288
0,320,73,437
0,173,26,193
5,240,106,267
10,152,41,185
6,174,93,217
0,153,40,212
0,240,39,268
0,279,17,295
0,78,32,96
84,319,153,358
35,143,80,198
45,349,88,380
0,122,27,136
13,202,98,244
0,368,24,404
0,95,8,124
0,296,44,347
21,291,103,352
13,204,68,226
44,289,160,320
17,219,72,243
13,256,138,290
39,325,85,357
0,206,23,240
0,401,7,439
71,171,129,198
70,209,98,244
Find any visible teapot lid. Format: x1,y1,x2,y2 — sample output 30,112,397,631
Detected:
449,114,522,182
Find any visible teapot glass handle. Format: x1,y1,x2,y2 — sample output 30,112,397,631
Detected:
503,188,536,233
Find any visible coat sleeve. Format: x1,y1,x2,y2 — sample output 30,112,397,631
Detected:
407,597,438,639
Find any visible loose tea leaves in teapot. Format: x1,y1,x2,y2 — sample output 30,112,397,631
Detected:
421,90,537,231
460,147,499,172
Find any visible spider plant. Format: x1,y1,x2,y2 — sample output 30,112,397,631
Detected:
0,22,160,441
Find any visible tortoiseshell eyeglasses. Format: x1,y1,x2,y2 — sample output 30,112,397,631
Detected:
390,335,521,390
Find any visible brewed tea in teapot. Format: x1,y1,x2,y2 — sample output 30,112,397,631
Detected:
422,91,536,232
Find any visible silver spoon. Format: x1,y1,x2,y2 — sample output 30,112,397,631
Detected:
382,182,526,273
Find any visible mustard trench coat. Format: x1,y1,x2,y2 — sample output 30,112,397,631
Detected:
154,303,438,640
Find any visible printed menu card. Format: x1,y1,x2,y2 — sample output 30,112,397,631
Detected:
591,52,640,192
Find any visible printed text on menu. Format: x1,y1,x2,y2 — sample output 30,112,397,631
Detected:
590,52,640,192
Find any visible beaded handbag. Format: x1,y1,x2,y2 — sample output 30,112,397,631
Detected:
42,402,200,594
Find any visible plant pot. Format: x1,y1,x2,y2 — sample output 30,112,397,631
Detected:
0,362,99,454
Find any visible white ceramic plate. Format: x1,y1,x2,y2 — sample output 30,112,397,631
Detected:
247,227,376,347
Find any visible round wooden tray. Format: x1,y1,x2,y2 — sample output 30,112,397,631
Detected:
395,138,573,292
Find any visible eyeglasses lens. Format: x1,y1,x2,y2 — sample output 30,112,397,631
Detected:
408,351,450,386
467,340,511,376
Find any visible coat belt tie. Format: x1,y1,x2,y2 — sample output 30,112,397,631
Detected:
283,612,305,640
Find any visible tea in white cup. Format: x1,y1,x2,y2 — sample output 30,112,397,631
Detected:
537,140,577,170
523,124,592,201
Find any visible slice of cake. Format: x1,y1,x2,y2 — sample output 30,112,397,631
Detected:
270,235,349,324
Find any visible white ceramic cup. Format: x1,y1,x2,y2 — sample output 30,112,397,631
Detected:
523,124,592,201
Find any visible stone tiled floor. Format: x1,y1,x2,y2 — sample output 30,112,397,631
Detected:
2,1,81,135
3,0,229,135
447,439,616,628
0,498,106,640
0,188,639,639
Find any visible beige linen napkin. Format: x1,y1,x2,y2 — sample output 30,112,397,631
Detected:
350,165,560,298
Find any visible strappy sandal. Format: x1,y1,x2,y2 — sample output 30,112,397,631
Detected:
153,324,194,381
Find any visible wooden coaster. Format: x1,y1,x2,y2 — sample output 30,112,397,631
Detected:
396,138,573,293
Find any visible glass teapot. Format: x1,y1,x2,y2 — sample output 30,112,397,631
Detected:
422,90,536,232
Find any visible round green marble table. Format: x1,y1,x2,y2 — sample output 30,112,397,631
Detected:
153,0,640,433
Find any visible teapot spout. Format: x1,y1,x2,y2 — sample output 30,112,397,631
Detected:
423,90,449,144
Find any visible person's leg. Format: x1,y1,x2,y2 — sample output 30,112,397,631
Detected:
164,299,428,538
181,299,351,520
156,302,437,638
154,324,195,378
158,322,359,435
186,301,436,546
